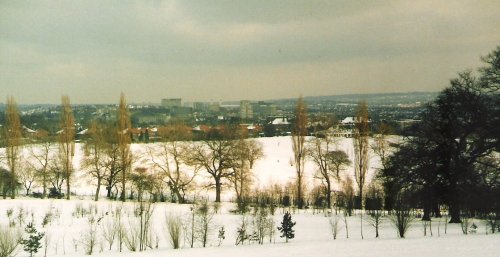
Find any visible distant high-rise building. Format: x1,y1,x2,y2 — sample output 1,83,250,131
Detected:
253,101,277,116
240,100,253,120
208,102,221,113
193,102,208,111
161,98,182,108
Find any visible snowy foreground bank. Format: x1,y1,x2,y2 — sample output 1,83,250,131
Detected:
0,199,499,257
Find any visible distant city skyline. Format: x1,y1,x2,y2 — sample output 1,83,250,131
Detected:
1,1,499,104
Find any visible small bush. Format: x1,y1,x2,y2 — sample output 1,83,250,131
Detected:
390,194,414,238
0,226,20,257
166,213,182,249
328,213,341,240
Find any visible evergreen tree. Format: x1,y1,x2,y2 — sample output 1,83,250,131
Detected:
277,211,296,243
20,222,44,257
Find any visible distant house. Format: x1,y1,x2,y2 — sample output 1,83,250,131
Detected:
23,126,37,138
239,124,263,137
192,125,211,133
340,116,371,130
268,116,291,136
271,117,291,125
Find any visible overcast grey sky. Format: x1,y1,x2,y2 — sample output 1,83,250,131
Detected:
1,1,499,104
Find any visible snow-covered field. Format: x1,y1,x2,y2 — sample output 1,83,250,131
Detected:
0,199,498,257
1,136,498,257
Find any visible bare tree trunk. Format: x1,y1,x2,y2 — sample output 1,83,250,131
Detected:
326,179,331,209
215,177,221,203
94,177,101,201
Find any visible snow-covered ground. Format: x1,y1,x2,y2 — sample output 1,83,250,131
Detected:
1,136,498,256
0,199,498,257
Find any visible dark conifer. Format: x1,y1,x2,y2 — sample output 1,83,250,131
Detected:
277,211,296,243
20,222,44,257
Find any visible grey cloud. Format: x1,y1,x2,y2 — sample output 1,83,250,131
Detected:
0,0,499,104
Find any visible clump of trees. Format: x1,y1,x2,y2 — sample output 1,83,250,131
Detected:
379,46,500,225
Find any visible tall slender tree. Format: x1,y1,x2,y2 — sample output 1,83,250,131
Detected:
117,93,132,202
82,121,108,201
353,101,370,239
292,96,308,209
353,101,370,205
59,95,75,200
4,96,22,199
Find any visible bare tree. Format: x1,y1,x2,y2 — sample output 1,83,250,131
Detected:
307,136,331,208
58,95,75,200
231,135,263,211
18,163,36,196
102,124,121,199
130,167,157,203
46,159,65,198
4,96,22,199
291,96,308,209
82,121,108,201
187,126,237,202
27,132,55,199
371,122,393,171
195,200,214,248
353,101,370,205
365,184,384,238
307,135,350,209
353,101,370,239
329,150,351,182
117,93,132,202
149,125,197,203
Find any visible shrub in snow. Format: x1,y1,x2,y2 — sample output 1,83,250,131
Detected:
101,214,118,251
195,200,214,248
166,213,182,249
235,215,250,245
277,212,296,243
328,213,342,240
390,193,414,238
366,184,384,238
252,205,273,244
182,206,196,248
81,213,102,255
0,226,20,257
460,212,471,235
484,214,499,234
217,226,225,246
